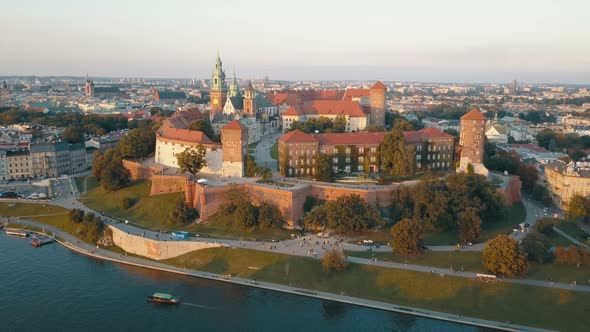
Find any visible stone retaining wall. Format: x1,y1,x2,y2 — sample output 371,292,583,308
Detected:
109,225,224,260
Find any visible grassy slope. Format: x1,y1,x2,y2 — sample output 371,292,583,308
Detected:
79,179,183,229
164,247,589,332
79,177,293,241
556,222,590,245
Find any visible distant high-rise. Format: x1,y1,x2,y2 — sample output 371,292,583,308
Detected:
210,52,228,114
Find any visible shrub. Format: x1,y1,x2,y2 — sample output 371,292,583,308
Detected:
322,249,348,272
120,197,134,210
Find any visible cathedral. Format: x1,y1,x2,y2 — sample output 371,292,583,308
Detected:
208,53,280,144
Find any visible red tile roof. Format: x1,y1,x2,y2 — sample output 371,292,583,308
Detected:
461,109,487,121
158,120,215,145
300,100,366,117
370,81,387,90
222,119,247,131
283,106,302,116
403,128,453,144
342,88,370,101
312,132,386,145
279,130,317,143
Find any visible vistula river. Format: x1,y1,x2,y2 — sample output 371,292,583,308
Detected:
0,233,491,332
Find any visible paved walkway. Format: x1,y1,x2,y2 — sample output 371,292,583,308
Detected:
553,226,590,249
4,218,554,332
252,132,280,171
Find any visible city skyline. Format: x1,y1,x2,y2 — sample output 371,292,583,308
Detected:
1,0,589,83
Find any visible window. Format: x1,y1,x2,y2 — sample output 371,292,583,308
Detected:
371,147,376,153
345,158,350,163
359,148,364,153
370,157,376,162
358,156,364,162
333,157,338,163
416,155,421,160
358,165,363,171
345,148,351,154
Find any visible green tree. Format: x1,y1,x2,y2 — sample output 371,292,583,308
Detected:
258,167,272,181
68,209,84,223
99,154,131,191
120,197,134,210
169,199,197,224
302,205,328,230
314,153,334,182
390,218,423,255
176,145,207,176
566,194,589,219
322,249,348,272
62,125,84,144
324,194,382,232
245,155,259,177
333,115,347,133
117,127,155,159
521,231,552,263
258,202,282,229
536,129,556,149
457,207,482,243
482,235,528,276
379,124,416,178
189,119,217,141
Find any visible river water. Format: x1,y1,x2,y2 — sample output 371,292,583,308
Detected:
0,233,489,332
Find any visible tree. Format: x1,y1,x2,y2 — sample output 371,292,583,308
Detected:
176,145,207,176
390,218,423,256
189,119,216,141
566,194,589,219
99,155,130,191
322,249,348,272
302,205,328,230
120,197,134,210
515,164,538,193
62,125,84,144
258,202,282,229
520,231,552,263
169,199,197,224
324,194,382,232
536,129,556,149
258,167,272,181
117,127,155,159
333,115,347,133
314,153,334,182
482,235,528,276
457,208,482,243
68,209,84,223
379,124,416,178
364,125,386,132
245,155,259,177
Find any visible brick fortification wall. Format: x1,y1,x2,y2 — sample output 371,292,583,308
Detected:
109,225,225,260
123,159,186,195
150,175,187,196
496,176,522,205
187,182,394,227
122,160,162,180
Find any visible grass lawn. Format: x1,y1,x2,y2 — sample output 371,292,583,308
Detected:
79,179,184,229
546,230,575,246
556,222,590,245
346,250,485,273
256,179,294,188
0,202,83,237
187,212,295,241
344,228,394,245
270,142,278,160
163,247,588,332
424,203,526,246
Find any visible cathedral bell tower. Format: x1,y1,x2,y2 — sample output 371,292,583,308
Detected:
243,81,257,117
210,52,228,114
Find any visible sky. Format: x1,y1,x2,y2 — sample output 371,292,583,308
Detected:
1,0,589,83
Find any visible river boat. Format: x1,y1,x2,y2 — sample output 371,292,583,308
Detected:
147,292,180,304
4,228,29,237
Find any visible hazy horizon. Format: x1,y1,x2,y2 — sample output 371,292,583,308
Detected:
1,0,589,84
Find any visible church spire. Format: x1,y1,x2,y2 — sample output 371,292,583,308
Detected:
229,71,240,97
